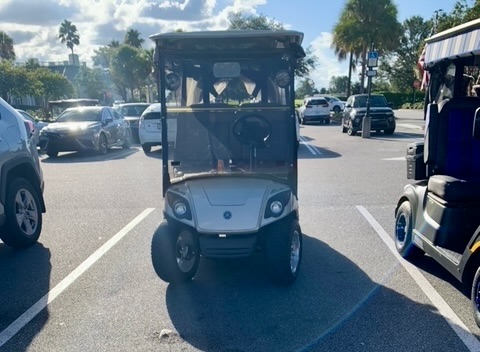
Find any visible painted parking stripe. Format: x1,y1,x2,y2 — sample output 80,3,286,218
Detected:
356,205,480,352
397,123,424,130
0,207,156,348
299,135,322,156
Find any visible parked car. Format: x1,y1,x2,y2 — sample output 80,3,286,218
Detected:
0,98,46,248
139,103,176,154
16,109,49,146
317,95,345,113
39,106,132,157
296,96,331,125
114,103,150,142
341,94,395,136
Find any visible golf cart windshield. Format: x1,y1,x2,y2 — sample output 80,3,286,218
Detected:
150,30,305,192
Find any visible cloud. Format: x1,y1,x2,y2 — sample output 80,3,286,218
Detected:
0,0,79,26
141,0,217,21
307,32,350,90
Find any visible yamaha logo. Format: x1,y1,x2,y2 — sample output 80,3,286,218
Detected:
223,211,232,220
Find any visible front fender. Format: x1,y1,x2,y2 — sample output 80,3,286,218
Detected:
395,182,427,226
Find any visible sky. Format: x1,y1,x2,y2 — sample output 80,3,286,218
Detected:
0,0,462,90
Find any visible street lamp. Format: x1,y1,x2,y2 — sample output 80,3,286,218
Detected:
433,9,443,34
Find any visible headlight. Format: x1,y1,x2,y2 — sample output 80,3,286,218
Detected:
174,201,187,216
270,201,283,214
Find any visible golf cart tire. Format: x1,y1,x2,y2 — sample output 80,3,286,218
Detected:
394,201,424,259
151,220,200,283
471,266,480,328
265,219,302,285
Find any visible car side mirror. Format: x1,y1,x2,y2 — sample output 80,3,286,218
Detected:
474,108,480,140
104,117,113,124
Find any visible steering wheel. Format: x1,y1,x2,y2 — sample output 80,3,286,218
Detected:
232,114,272,148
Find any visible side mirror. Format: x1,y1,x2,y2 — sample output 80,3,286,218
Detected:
474,108,480,140
104,117,113,124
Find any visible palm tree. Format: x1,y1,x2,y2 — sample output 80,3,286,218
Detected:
0,31,15,61
332,0,401,93
124,29,144,48
58,19,80,55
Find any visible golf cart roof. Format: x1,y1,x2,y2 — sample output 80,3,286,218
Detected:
150,30,304,56
424,18,480,66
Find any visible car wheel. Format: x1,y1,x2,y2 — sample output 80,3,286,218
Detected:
265,219,302,285
471,267,480,327
142,144,152,154
394,201,424,258
333,106,341,114
98,133,108,155
122,129,131,149
0,178,42,248
341,118,347,133
347,121,356,136
151,220,200,283
325,119,330,125
384,128,395,135
46,150,58,158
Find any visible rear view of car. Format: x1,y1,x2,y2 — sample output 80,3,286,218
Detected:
138,103,176,154
297,97,331,125
115,103,150,143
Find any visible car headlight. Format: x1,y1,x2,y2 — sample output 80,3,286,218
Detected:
174,201,187,216
270,200,283,215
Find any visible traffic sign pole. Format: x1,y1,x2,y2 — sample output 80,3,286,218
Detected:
363,47,377,139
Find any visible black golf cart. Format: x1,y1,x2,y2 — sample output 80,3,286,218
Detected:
394,18,480,326
149,30,305,285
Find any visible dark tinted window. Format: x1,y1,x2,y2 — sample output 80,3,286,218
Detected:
308,99,327,106
142,112,161,120
353,96,388,108
56,109,103,122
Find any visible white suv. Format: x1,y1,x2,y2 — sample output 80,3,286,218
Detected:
139,103,177,154
0,98,46,248
296,97,331,125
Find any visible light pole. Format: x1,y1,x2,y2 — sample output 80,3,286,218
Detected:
433,9,443,34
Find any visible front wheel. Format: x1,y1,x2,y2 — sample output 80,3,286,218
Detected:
341,118,347,133
0,178,42,248
384,128,395,135
333,106,341,114
347,121,356,136
265,219,302,285
122,129,131,149
325,119,330,125
98,133,108,155
151,220,200,283
394,201,424,258
471,267,480,327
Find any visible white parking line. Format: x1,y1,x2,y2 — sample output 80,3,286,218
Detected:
299,135,322,156
356,205,480,352
0,207,156,347
397,123,424,130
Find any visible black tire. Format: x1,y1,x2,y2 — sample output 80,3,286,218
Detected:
325,119,330,125
347,121,357,136
46,150,58,158
122,129,131,149
142,144,152,154
0,178,42,248
394,201,424,258
384,128,395,135
341,119,347,133
471,266,480,327
265,219,302,285
333,106,341,114
151,220,200,283
98,133,108,155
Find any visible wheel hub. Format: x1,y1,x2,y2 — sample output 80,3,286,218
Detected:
290,230,301,274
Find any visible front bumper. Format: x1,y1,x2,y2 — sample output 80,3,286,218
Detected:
352,117,395,130
39,132,98,152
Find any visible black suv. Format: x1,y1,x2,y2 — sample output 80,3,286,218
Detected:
0,98,46,248
341,94,395,136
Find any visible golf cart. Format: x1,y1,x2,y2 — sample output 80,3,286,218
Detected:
149,30,305,285
394,19,480,326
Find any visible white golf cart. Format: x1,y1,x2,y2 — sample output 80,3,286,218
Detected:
149,30,305,285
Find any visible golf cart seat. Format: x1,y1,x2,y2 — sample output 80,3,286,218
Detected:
428,175,480,203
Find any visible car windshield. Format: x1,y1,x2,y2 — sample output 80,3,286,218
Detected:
118,105,149,117
161,54,296,183
354,95,388,108
55,109,102,122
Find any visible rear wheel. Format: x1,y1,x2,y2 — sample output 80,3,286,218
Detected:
46,150,58,158
151,220,200,283
265,219,302,285
394,201,424,258
0,178,42,248
142,144,152,154
333,106,341,114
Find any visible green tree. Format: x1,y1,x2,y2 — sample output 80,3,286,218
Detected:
295,78,317,98
32,68,74,108
75,66,105,99
437,0,480,32
332,0,402,93
378,16,431,92
110,45,151,101
227,11,317,77
329,76,350,94
124,29,144,48
0,31,15,61
58,19,80,55
25,58,40,70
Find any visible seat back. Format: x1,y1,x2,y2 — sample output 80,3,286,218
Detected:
427,97,480,178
